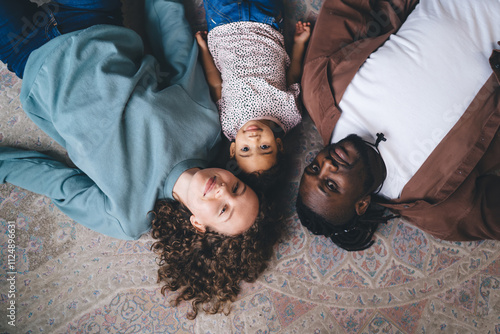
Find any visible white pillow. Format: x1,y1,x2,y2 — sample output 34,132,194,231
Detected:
332,0,500,199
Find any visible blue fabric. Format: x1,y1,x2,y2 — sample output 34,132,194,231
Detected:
0,0,221,240
203,0,283,32
0,0,122,78
46,0,123,34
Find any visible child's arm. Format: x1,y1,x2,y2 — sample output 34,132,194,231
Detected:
195,31,222,102
286,22,311,87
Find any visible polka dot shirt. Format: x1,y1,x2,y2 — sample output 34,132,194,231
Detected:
208,21,302,141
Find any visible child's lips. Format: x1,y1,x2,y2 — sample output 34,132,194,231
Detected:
244,125,262,132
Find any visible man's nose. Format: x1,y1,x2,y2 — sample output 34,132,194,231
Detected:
321,157,339,175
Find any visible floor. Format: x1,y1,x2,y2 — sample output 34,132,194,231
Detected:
0,0,499,333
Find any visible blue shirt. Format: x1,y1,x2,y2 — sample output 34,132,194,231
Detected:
0,0,221,240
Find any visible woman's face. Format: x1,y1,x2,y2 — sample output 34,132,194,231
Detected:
185,168,259,236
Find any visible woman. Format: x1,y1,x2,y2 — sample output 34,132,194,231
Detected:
0,0,282,318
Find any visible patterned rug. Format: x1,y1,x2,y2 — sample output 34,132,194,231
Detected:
1,0,500,333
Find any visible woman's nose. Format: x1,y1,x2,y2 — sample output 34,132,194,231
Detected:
215,182,227,198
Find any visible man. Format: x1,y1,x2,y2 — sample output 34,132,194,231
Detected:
297,0,500,251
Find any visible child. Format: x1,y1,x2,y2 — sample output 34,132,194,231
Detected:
195,0,311,190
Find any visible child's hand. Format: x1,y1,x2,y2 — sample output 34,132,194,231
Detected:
195,31,209,50
294,21,311,44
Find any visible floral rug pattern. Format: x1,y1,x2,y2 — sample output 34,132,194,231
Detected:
1,0,500,333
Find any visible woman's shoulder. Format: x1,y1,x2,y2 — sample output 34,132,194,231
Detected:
22,25,143,99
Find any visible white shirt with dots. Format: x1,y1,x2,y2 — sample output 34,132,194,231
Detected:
208,21,302,141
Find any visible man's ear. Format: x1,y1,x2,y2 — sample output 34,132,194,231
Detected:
190,215,206,233
355,195,371,216
229,142,236,158
276,138,284,152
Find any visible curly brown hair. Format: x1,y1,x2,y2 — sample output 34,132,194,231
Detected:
150,196,282,319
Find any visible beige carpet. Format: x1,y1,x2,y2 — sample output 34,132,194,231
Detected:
1,0,500,333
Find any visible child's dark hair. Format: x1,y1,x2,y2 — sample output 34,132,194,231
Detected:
233,149,287,194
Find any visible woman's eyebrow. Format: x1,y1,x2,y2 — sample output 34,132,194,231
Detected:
224,205,235,223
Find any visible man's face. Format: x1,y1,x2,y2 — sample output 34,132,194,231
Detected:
298,135,379,224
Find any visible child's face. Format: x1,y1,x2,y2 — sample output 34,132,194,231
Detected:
230,120,283,174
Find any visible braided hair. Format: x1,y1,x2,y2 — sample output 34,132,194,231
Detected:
296,194,396,251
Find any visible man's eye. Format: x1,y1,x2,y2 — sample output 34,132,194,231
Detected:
326,180,337,191
309,164,320,173
260,145,270,149
232,182,239,194
241,147,249,152
220,205,227,215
